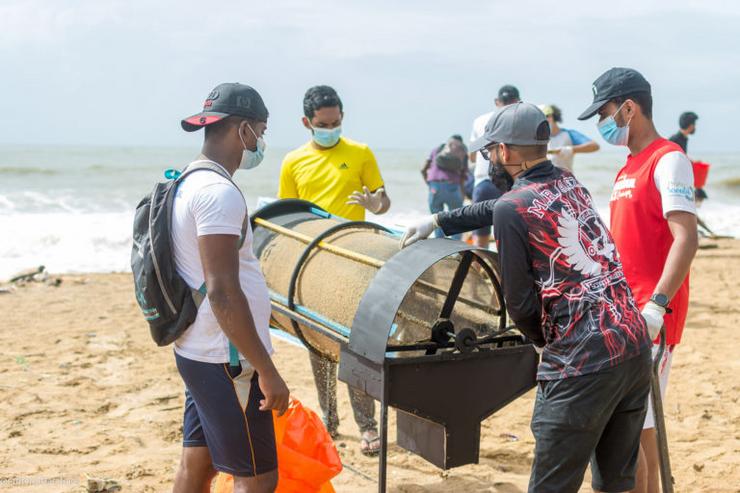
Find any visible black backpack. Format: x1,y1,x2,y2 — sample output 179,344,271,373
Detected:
131,161,244,346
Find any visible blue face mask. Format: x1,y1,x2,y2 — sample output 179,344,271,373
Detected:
311,125,342,148
597,102,631,146
239,123,266,170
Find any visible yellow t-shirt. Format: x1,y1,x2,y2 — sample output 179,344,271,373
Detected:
278,137,385,221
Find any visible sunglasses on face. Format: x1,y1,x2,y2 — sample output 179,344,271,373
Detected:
480,143,499,161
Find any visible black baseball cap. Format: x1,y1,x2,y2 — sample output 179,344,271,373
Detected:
577,67,651,120
498,85,520,104
181,83,269,132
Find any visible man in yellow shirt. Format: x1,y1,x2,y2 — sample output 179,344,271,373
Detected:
278,85,390,455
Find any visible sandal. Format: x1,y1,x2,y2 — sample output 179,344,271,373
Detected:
360,430,381,457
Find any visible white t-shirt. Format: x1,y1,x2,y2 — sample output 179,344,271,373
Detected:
548,129,574,171
470,111,494,186
548,128,593,171
653,151,697,217
171,160,273,363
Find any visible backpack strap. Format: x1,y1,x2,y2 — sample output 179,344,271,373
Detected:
176,160,248,368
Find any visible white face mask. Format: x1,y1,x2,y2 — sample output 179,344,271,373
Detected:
239,123,266,169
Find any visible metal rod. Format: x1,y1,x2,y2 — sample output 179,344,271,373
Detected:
255,217,384,267
270,300,349,345
378,399,389,493
270,291,351,338
255,217,496,313
652,327,674,493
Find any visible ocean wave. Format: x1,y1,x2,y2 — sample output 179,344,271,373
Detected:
1,200,738,279
716,176,740,188
0,166,58,175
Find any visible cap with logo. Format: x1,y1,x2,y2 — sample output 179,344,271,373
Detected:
181,83,269,132
469,102,550,152
497,84,520,104
578,67,651,120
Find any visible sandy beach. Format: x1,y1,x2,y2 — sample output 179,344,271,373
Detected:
0,238,738,493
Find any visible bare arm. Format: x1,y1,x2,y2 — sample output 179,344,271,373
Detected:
198,233,289,414
573,141,600,154
653,211,698,299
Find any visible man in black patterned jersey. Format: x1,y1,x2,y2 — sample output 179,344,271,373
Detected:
401,103,652,493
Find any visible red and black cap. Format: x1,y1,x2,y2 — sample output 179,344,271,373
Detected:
181,83,269,132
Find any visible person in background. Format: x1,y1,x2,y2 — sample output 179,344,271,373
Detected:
540,104,600,172
669,112,707,204
668,111,698,153
278,85,389,456
578,67,698,493
467,85,519,248
421,135,468,239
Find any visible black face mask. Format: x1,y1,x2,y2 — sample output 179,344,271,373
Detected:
488,149,514,192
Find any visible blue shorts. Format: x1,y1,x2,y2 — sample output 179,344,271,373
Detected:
175,352,277,477
471,179,503,237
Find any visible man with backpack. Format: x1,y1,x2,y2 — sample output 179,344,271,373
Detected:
150,83,289,493
421,135,468,239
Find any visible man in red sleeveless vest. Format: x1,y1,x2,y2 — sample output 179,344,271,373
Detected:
578,68,698,493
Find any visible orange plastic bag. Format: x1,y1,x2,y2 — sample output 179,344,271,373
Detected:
214,398,342,493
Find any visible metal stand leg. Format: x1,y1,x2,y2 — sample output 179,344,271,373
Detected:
652,328,674,493
378,400,388,493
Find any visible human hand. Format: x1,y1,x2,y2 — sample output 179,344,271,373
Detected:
258,369,290,416
347,186,385,214
399,215,437,248
558,146,574,160
641,301,666,341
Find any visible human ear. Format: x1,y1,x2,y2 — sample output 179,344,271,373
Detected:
302,116,312,131
498,144,509,164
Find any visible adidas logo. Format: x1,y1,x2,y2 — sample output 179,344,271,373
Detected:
339,163,349,170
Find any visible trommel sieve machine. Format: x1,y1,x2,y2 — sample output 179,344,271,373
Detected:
251,199,538,492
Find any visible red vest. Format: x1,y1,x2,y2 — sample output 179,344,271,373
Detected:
609,138,689,345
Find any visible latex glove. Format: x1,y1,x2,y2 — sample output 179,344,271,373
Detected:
347,186,385,214
399,215,438,248
641,301,666,341
557,146,574,160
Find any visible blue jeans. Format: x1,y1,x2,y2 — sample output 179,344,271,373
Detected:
428,181,463,239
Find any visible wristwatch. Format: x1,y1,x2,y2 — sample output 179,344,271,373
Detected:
650,293,672,313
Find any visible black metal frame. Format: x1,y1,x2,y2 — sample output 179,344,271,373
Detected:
251,200,538,493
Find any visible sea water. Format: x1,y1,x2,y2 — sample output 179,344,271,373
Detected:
1,145,738,280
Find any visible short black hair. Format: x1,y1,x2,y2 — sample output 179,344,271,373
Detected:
550,105,562,123
450,134,464,142
204,115,241,139
612,91,653,119
679,111,698,129
303,85,343,119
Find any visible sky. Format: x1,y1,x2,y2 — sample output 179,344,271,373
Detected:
1,0,739,152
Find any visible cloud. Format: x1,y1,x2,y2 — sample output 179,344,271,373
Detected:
0,0,739,151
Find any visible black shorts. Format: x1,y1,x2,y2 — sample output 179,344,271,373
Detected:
529,350,651,493
471,179,503,236
175,353,277,477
